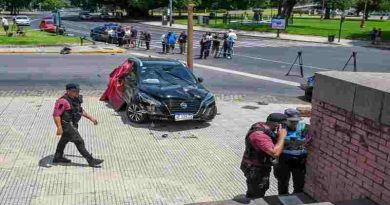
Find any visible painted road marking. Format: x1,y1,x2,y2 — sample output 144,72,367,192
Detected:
129,52,301,87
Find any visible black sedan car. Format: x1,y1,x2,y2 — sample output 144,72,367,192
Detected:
123,57,217,123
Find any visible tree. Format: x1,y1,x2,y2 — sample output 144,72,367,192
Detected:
315,0,356,19
355,0,383,20
4,0,33,15
39,0,67,10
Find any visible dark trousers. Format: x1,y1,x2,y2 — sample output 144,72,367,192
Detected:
199,46,209,59
179,42,186,54
55,123,91,159
162,42,166,53
273,155,306,195
241,163,271,198
146,41,150,50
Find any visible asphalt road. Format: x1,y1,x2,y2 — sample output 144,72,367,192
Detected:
4,12,389,103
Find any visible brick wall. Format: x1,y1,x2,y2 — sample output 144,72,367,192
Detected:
305,99,390,205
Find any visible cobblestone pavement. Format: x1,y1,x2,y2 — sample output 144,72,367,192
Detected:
0,96,309,205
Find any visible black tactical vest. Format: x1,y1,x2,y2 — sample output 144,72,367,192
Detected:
60,95,83,126
243,123,277,167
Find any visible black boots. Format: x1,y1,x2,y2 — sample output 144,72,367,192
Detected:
86,156,104,167
53,154,71,163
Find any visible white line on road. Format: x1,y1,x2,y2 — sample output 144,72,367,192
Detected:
129,52,301,87
234,54,331,71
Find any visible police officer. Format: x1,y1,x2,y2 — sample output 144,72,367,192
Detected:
241,113,288,199
274,108,308,195
52,83,104,167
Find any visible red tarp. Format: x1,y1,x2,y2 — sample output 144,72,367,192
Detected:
100,60,134,110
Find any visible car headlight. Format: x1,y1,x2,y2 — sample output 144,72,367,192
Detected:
203,93,215,105
138,92,162,106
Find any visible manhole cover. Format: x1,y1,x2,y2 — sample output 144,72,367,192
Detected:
242,105,259,110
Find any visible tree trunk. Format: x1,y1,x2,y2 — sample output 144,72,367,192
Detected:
277,0,283,16
325,7,330,19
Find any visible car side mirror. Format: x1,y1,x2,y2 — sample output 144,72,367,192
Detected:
198,77,204,83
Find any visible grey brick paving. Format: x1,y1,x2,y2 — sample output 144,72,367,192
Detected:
0,96,308,205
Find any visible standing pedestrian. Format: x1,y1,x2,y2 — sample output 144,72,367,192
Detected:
161,33,167,53
145,31,151,50
117,27,125,47
199,35,208,59
211,33,221,58
240,113,288,199
178,31,187,54
124,27,132,48
1,17,9,35
138,31,145,48
273,109,308,195
166,32,172,54
130,27,138,48
370,28,378,45
52,84,104,167
168,32,177,54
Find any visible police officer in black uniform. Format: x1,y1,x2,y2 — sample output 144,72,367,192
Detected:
240,113,288,199
52,83,104,167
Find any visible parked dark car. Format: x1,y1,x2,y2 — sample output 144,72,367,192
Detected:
121,57,217,123
90,23,121,43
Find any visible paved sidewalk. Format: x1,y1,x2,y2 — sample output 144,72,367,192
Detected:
0,96,310,205
0,45,126,54
141,21,390,49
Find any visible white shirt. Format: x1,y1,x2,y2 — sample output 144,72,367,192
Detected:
228,32,237,41
2,18,9,26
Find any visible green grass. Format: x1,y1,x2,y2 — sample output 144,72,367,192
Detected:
0,29,81,45
176,17,390,40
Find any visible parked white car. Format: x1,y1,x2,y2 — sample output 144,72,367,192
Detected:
14,16,30,26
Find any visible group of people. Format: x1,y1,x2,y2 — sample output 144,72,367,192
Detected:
160,31,188,54
117,26,151,50
241,108,308,199
370,27,383,45
199,29,237,59
158,29,238,59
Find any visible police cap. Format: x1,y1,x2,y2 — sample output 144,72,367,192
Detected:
266,113,287,123
66,83,80,91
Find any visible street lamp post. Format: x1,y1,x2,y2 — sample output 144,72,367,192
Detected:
187,4,195,70
338,14,345,42
360,0,368,28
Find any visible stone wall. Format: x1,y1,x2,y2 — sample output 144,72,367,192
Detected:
304,71,390,205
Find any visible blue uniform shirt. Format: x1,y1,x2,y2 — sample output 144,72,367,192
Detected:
283,121,308,158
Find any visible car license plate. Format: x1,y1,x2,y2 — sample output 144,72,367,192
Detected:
175,113,194,121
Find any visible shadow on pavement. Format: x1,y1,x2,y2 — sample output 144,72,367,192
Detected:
39,155,98,168
118,111,211,132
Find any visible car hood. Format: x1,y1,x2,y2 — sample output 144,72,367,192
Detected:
139,84,209,100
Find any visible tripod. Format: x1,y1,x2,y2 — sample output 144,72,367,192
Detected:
342,52,357,72
286,51,304,77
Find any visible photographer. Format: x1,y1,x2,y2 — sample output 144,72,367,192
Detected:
240,113,288,199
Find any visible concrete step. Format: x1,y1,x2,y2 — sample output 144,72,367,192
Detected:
186,193,319,205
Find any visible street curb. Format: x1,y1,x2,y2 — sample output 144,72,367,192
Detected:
0,49,126,54
138,22,353,46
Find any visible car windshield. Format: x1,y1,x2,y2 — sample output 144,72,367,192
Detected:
17,17,28,20
139,63,197,86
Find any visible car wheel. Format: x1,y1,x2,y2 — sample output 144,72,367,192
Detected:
126,102,148,123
